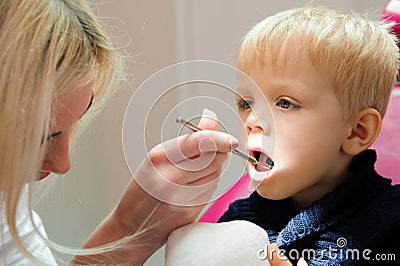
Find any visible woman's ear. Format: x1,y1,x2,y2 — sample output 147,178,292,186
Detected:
342,108,382,155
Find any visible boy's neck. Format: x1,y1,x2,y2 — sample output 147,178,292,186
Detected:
289,168,351,210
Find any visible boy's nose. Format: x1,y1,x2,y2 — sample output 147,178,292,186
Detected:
245,111,264,133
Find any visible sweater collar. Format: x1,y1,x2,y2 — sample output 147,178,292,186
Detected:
251,149,392,247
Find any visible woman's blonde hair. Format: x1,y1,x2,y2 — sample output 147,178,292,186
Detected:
0,0,122,263
238,5,399,121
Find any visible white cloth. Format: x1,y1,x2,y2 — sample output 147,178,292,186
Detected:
165,220,270,266
0,185,57,265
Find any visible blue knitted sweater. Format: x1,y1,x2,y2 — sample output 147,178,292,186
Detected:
219,150,400,265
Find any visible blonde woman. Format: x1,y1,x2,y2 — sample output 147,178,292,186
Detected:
0,0,237,265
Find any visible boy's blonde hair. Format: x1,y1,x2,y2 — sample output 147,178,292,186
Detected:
0,0,122,263
238,6,399,121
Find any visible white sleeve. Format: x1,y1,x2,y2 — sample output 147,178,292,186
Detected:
0,186,57,266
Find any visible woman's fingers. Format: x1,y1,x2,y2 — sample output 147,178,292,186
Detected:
197,108,218,130
132,109,238,205
267,243,308,266
162,109,237,163
157,130,237,165
133,137,233,205
267,243,293,266
173,152,228,184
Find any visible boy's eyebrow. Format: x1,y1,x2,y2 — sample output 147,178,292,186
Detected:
271,83,306,92
237,82,307,96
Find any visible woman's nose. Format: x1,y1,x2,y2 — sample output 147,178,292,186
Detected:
43,132,71,175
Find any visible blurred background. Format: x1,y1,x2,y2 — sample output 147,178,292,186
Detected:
34,0,389,264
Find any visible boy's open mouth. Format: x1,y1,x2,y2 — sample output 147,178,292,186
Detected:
249,148,274,172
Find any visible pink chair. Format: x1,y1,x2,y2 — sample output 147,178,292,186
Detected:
378,0,400,184
198,174,252,222
371,85,400,184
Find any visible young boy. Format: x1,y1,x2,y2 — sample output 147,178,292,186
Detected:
219,6,400,265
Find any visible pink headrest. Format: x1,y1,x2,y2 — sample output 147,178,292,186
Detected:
382,0,400,38
372,85,400,184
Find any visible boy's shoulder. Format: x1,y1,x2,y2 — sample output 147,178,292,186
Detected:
372,183,400,229
375,183,400,206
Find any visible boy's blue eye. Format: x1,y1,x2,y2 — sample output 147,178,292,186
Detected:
277,98,297,109
243,99,253,110
236,97,254,111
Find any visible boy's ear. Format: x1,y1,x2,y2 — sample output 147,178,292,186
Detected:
342,108,382,155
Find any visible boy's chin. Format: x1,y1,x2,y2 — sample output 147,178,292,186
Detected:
255,185,288,201
247,166,272,192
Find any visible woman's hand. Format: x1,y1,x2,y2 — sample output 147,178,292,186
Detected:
267,243,308,266
71,110,238,265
